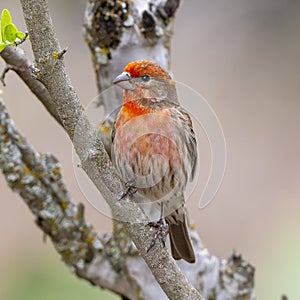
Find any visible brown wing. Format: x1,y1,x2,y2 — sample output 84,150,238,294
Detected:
169,104,198,181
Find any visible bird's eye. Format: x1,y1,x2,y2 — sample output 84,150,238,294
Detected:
141,74,150,82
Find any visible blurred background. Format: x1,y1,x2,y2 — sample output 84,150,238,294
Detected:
1,0,299,299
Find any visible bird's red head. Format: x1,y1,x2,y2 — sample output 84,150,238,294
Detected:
123,60,171,80
113,60,177,105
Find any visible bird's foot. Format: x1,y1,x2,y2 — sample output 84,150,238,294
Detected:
119,182,137,200
147,218,169,252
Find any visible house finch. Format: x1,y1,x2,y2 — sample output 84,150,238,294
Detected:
112,60,197,263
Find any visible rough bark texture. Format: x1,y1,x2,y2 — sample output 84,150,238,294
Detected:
0,0,256,299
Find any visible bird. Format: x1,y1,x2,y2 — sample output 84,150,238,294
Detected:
112,60,197,263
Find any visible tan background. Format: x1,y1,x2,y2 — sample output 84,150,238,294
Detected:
1,0,300,299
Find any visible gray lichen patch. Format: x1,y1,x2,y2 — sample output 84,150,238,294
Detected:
85,0,131,59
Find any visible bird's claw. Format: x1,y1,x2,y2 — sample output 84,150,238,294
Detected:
119,183,137,200
147,218,169,252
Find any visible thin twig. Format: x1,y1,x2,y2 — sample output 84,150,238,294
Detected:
0,64,12,86
0,46,61,125
15,31,29,46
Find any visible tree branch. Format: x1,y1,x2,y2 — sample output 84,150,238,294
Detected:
0,46,61,125
18,0,202,299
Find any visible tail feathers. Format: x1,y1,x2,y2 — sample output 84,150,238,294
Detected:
167,215,195,263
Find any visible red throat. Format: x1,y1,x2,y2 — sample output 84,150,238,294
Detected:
121,100,152,118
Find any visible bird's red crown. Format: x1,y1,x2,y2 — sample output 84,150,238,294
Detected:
123,60,171,79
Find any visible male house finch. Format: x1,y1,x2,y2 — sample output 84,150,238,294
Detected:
112,60,197,263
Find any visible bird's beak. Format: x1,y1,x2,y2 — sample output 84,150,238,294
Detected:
113,72,133,90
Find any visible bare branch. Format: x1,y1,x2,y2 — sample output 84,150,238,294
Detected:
0,64,12,86
0,46,61,125
0,97,101,272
